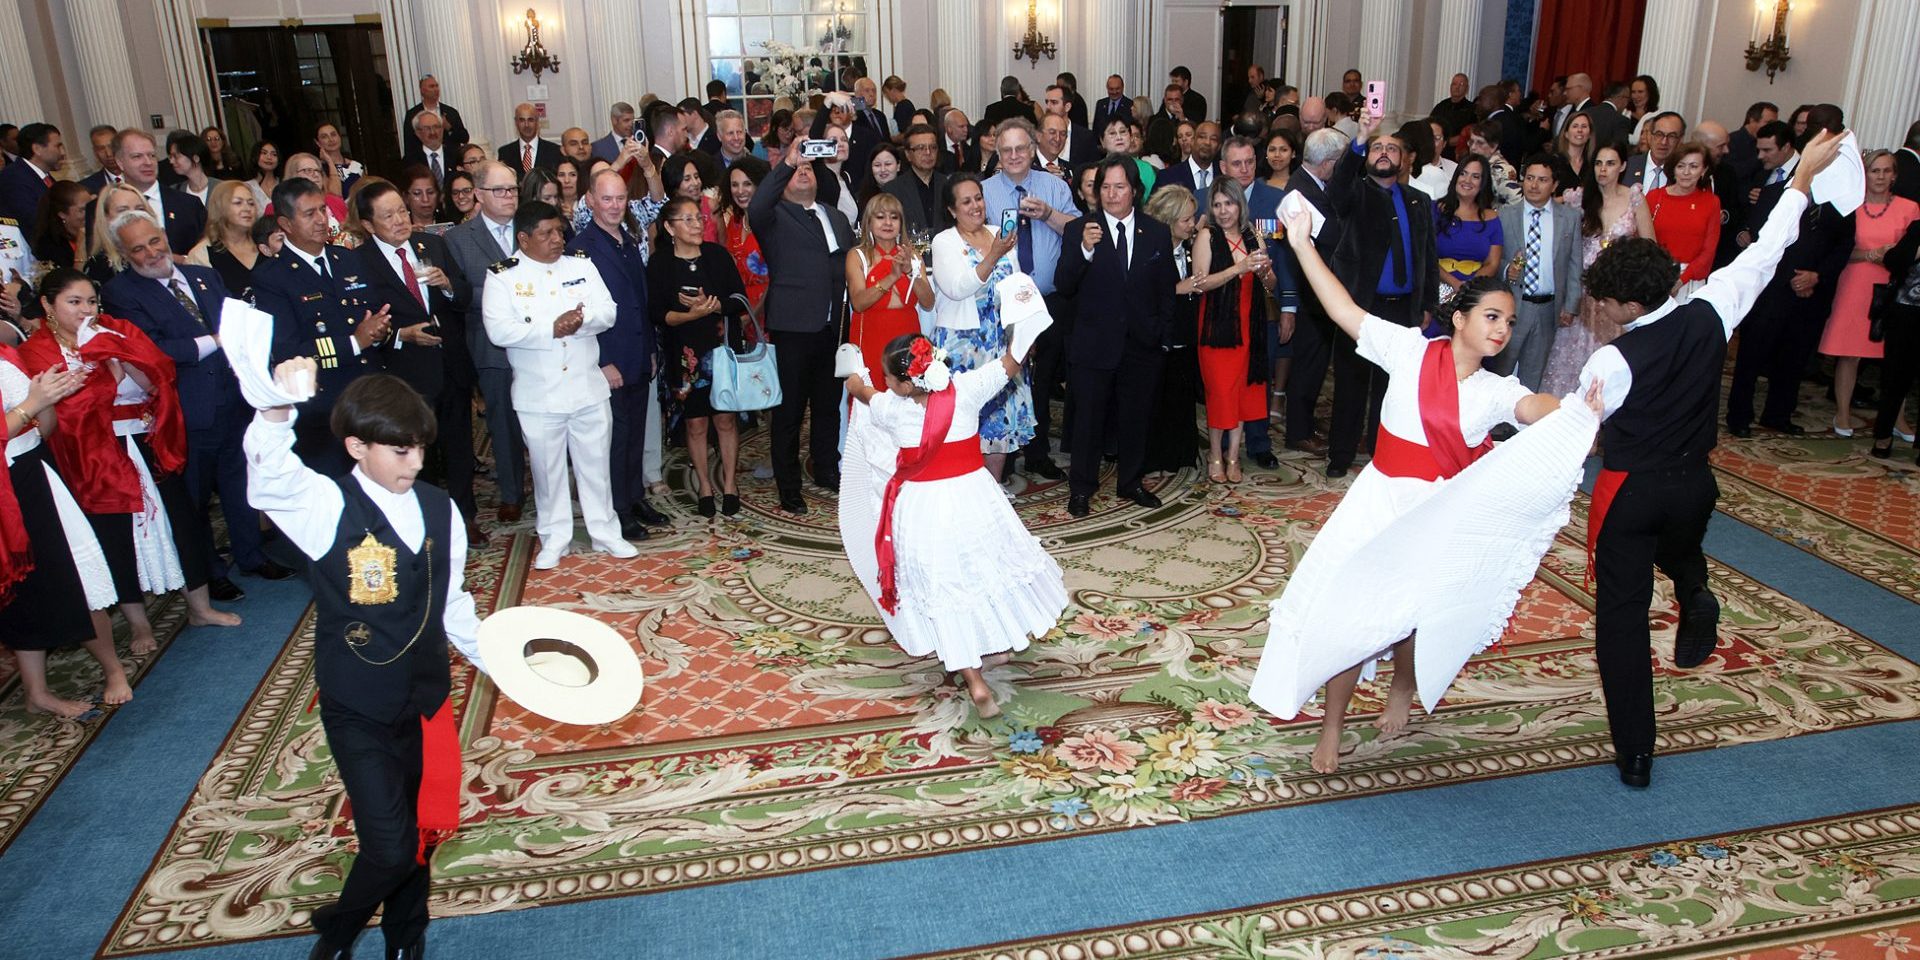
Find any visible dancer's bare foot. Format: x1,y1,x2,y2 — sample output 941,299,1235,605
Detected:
129,629,158,657
961,670,1000,719
1310,724,1345,773
25,693,99,719
1377,684,1416,737
982,652,1013,668
188,606,243,627
101,677,134,705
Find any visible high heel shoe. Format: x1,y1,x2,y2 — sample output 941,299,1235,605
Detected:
721,493,740,516
698,496,717,518
1896,427,1916,443
1209,457,1227,483
1870,440,1895,460
1832,418,1854,438
1225,458,1243,483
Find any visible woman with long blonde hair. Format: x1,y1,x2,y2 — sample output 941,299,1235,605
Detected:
85,183,154,283
846,192,933,388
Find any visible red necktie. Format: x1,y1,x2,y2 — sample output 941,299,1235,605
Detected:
522,144,533,170
396,248,425,306
42,175,52,188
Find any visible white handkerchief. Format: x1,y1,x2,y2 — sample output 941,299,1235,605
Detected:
1811,131,1864,216
1009,309,1053,360
221,298,316,408
1277,190,1326,239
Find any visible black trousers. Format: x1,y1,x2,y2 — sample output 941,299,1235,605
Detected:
1329,294,1417,469
1727,301,1825,430
182,400,262,573
1873,305,1920,442
1285,304,1334,443
1022,292,1072,467
433,349,479,519
1068,348,1161,498
770,327,841,498
1593,465,1718,761
313,697,432,953
605,377,653,515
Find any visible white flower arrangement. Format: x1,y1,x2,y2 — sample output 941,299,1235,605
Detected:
757,41,825,104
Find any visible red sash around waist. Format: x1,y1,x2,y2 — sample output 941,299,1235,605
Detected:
903,436,985,482
1584,467,1630,588
876,386,964,614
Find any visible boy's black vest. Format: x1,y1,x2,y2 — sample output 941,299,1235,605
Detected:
310,476,453,723
1600,299,1725,473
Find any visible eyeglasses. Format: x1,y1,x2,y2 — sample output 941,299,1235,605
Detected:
1650,131,1682,141
479,185,519,195
450,187,475,197
665,216,702,224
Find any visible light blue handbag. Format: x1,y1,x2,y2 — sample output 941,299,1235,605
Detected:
709,298,782,412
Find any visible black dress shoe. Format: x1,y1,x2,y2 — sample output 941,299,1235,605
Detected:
634,500,670,526
243,560,297,581
1673,588,1721,668
206,577,246,602
1616,753,1652,788
1728,423,1753,439
1251,452,1279,469
620,515,652,540
722,493,741,516
814,473,841,492
464,519,489,549
1026,458,1066,480
1067,494,1091,517
1121,488,1162,509
1325,463,1349,479
385,934,423,960
308,937,353,960
1762,420,1806,436
496,503,522,523
779,494,808,515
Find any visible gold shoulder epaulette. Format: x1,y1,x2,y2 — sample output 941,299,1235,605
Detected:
489,257,519,273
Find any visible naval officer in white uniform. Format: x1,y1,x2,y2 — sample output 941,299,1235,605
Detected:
481,200,636,569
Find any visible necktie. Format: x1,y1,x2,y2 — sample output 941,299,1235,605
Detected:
396,247,425,306
169,278,207,329
316,252,333,285
1525,208,1542,296
41,174,51,188
523,143,533,171
1014,186,1034,274
1769,166,1787,185
1114,218,1129,269
1196,167,1210,192
429,151,442,182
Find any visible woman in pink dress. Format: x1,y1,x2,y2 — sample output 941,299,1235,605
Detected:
1821,149,1920,436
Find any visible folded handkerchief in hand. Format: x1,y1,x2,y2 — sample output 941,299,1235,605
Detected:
220,298,315,409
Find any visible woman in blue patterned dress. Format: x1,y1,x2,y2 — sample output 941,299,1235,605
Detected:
929,174,1037,482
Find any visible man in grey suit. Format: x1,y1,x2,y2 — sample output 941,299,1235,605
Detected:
1495,155,1583,389
748,148,856,514
441,160,528,521
590,101,638,163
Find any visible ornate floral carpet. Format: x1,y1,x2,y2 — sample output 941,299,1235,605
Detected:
0,596,184,856
96,420,1920,956
916,803,1920,960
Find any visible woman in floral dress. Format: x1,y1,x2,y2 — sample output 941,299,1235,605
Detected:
928,174,1036,481
1540,144,1655,397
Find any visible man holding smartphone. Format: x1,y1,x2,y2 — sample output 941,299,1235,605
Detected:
983,119,1082,482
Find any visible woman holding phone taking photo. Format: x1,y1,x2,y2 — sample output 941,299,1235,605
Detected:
930,174,1035,483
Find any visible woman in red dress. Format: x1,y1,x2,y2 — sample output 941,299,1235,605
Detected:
1192,179,1277,483
719,157,772,340
20,268,240,656
845,192,934,389
1643,142,1721,300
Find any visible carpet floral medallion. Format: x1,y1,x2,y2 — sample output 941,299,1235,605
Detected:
99,438,1920,956
915,803,1920,960
0,597,184,856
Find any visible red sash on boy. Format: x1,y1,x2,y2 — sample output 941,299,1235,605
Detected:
875,386,985,614
0,345,33,606
416,698,461,863
1370,338,1492,481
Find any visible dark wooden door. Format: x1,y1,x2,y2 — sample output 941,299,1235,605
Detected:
206,24,399,180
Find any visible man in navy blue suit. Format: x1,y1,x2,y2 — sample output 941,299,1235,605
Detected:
1054,155,1177,518
252,178,390,475
102,210,295,595
0,122,63,235
568,167,669,540
1091,75,1134,138
108,129,206,254
78,124,122,195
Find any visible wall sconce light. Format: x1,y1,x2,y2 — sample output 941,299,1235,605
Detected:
1744,0,1791,83
1011,0,1056,64
510,8,561,80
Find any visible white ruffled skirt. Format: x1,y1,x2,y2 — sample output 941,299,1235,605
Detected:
121,432,186,594
1248,401,1599,719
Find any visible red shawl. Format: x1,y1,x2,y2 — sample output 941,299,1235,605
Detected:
19,315,187,514
876,386,958,615
0,346,34,607
1418,338,1492,478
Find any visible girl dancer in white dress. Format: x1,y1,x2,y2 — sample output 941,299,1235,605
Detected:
840,331,1067,717
1250,207,1605,773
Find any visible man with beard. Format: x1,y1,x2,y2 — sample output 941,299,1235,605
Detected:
1323,117,1438,477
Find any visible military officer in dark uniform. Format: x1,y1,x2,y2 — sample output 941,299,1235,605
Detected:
253,177,391,475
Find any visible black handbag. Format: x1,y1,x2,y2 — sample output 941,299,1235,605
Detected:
1868,282,1893,343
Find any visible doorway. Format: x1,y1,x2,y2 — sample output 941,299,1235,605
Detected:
203,24,398,180
1219,5,1287,122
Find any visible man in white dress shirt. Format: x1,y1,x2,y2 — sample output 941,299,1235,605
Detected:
110,129,206,254
481,200,634,569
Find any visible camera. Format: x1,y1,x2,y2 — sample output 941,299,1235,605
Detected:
800,139,838,160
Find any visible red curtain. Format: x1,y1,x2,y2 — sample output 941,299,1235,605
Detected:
1531,0,1647,94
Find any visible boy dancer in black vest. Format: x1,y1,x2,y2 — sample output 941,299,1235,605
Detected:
246,363,488,960
1575,129,1845,788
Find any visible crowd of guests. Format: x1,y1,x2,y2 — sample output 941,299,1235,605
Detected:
3,65,1920,715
